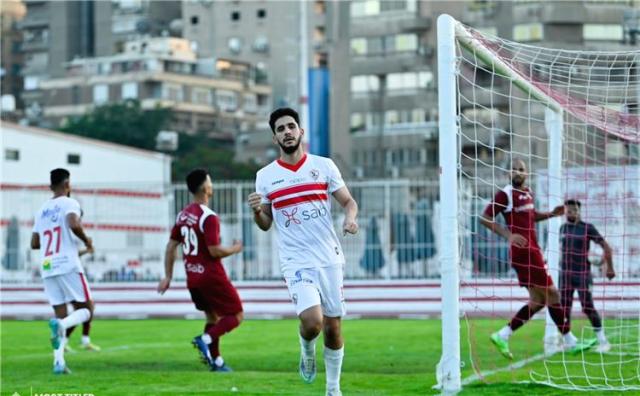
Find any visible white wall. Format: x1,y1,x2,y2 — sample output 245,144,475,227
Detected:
1,122,171,185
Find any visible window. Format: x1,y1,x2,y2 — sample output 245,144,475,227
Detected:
350,113,365,132
191,16,199,25
350,38,367,55
71,86,81,105
513,23,544,42
252,36,269,53
216,90,238,111
583,24,623,41
228,37,242,54
231,11,240,21
314,1,326,15
93,84,109,104
121,82,138,99
351,0,380,17
192,87,212,105
350,75,380,93
4,149,19,161
67,153,81,165
257,9,266,18
243,93,257,113
314,26,325,42
395,34,418,52
24,76,39,91
385,110,400,125
163,83,183,101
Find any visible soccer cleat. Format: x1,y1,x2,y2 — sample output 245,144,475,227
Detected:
192,336,214,367
566,338,597,354
64,344,76,354
49,318,64,350
81,342,101,352
211,363,233,372
299,350,317,384
53,361,71,375
596,342,612,353
490,332,513,360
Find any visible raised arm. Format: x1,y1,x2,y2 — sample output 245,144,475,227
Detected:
248,192,273,231
534,205,564,222
332,186,358,235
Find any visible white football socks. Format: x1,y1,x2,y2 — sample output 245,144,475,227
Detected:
563,331,578,346
498,325,513,340
324,346,344,393
82,335,91,345
60,308,91,330
594,328,608,344
299,333,318,356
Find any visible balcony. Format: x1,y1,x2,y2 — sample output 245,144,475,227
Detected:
21,40,48,52
351,14,431,36
350,48,432,76
350,89,436,113
352,121,438,140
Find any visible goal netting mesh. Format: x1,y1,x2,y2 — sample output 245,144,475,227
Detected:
452,22,640,391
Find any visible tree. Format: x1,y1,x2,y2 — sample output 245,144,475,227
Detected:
60,99,172,151
59,99,261,181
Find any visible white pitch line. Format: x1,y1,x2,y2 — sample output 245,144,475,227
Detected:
461,353,547,385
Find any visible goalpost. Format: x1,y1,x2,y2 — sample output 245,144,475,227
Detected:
437,14,640,392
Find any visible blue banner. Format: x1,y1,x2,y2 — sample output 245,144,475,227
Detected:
308,68,330,157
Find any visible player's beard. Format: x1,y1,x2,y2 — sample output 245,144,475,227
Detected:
511,175,525,188
279,136,302,154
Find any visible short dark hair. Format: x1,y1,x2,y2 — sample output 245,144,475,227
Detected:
564,199,581,207
269,107,300,133
50,168,70,188
186,168,209,194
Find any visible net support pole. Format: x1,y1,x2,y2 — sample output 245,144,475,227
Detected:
436,14,461,393
544,107,564,354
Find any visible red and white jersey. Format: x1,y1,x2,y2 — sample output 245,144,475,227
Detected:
483,184,540,249
256,153,346,271
170,203,228,288
32,196,84,278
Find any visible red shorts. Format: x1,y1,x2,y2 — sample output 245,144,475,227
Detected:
188,277,243,316
511,247,553,288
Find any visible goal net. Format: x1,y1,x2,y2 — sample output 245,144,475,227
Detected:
436,15,640,392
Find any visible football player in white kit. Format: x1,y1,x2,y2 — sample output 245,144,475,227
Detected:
31,168,94,374
248,108,358,396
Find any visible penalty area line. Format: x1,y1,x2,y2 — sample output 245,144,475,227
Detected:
461,353,546,385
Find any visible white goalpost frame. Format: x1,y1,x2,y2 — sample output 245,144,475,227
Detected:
436,13,637,391
436,13,462,393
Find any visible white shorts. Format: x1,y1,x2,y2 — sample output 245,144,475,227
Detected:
43,272,92,306
283,265,346,317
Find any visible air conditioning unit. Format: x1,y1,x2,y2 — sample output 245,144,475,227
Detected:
156,130,179,151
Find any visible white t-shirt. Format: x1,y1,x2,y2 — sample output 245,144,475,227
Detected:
256,153,346,271
32,196,84,278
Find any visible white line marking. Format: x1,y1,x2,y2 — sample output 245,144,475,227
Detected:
461,353,547,385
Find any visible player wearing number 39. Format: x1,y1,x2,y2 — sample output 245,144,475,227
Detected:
31,168,94,374
249,108,359,396
158,168,244,372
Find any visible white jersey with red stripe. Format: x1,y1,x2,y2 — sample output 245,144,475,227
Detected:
256,153,346,271
32,196,84,278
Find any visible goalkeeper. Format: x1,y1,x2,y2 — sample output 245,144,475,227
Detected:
559,199,614,352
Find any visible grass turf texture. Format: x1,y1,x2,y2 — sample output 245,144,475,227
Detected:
1,319,637,395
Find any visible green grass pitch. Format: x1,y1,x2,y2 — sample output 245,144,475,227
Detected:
1,318,637,395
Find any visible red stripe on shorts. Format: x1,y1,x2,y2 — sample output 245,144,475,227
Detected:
79,273,91,301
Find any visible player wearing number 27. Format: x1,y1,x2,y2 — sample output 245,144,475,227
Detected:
158,168,244,372
248,108,359,396
31,168,94,374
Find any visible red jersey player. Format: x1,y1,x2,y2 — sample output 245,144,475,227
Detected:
157,168,243,372
480,158,596,358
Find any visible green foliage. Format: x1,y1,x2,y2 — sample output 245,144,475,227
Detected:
58,100,261,181
60,99,171,152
